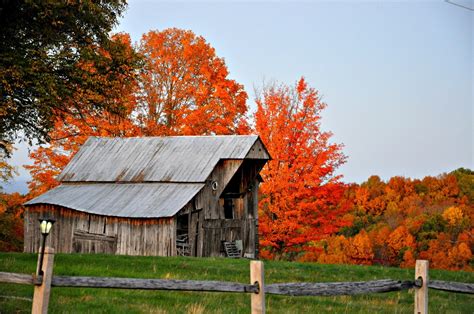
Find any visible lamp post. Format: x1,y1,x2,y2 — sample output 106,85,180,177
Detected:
37,218,55,276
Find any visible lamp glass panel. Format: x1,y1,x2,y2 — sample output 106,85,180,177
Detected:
46,222,53,234
40,220,47,234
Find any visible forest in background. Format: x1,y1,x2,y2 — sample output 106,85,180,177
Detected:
0,3,472,272
305,168,473,271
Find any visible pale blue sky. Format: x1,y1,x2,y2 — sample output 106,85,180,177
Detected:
3,0,473,193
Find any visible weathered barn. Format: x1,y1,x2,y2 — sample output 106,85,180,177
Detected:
24,135,270,257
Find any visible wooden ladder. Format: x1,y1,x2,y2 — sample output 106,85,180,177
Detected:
223,241,241,258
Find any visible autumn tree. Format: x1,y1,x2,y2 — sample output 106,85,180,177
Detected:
255,78,348,260
0,1,139,156
26,34,141,196
346,230,374,265
386,226,415,265
137,28,249,136
27,29,250,195
0,192,25,251
316,235,350,264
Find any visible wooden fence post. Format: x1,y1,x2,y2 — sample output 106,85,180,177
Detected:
250,260,265,314
32,247,55,314
414,260,429,314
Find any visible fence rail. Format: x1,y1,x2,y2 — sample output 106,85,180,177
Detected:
429,280,474,294
51,276,260,293
0,251,473,314
0,272,37,285
2,271,472,296
266,279,416,296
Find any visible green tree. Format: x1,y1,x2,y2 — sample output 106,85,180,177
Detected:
0,0,140,156
451,168,474,203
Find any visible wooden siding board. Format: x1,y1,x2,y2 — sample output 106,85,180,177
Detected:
198,160,243,220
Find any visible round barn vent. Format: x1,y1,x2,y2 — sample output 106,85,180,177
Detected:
211,180,218,191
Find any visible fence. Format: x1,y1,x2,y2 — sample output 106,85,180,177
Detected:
0,247,473,314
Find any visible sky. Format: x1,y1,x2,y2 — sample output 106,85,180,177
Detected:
2,0,473,193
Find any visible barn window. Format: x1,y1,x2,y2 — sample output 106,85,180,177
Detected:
224,198,234,219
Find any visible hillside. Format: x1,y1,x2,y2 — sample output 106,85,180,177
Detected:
0,253,473,313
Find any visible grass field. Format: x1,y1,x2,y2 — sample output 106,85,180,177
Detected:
0,253,473,313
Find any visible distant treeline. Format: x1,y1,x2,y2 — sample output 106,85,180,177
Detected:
300,168,473,271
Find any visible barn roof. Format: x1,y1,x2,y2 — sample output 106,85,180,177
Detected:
58,135,269,183
25,183,204,218
25,135,270,218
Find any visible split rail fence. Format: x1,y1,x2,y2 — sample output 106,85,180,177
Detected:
0,247,473,314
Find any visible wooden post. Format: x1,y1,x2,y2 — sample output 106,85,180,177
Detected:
414,260,429,314
250,260,265,314
32,247,55,314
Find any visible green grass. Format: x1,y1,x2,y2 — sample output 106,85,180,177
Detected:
0,253,472,313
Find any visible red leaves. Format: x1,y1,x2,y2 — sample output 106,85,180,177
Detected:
255,78,348,259
137,28,248,136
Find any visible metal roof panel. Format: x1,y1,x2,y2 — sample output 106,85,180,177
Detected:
57,135,265,183
25,183,205,218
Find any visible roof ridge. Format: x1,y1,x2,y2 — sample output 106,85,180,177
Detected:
89,134,259,140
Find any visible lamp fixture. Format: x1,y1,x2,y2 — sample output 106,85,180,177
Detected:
37,218,55,276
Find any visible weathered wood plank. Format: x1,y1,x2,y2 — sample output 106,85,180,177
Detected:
73,230,117,243
429,280,474,294
265,279,414,296
203,219,243,229
0,272,35,285
51,276,259,293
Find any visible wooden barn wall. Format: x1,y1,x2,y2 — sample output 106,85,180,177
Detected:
191,159,263,257
24,205,176,256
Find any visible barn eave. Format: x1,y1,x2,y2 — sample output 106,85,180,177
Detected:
24,183,205,219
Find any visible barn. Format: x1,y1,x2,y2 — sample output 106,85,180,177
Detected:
24,135,270,258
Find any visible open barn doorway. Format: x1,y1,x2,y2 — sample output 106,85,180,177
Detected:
176,214,190,256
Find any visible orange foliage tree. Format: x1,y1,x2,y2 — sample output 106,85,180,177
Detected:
346,230,374,265
386,225,416,265
137,28,249,136
27,29,249,196
0,192,25,251
316,235,350,265
255,78,348,260
26,33,140,197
